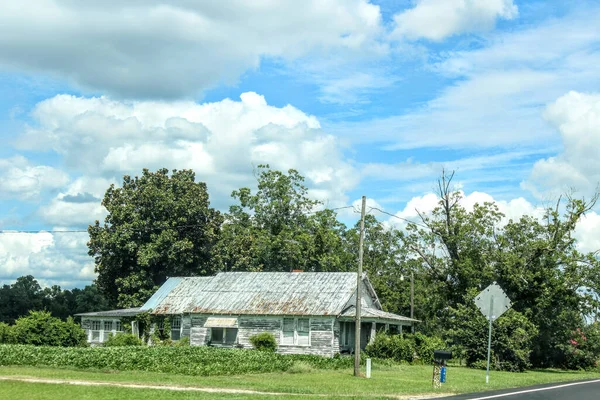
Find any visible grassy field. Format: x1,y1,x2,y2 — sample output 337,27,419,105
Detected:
0,364,598,399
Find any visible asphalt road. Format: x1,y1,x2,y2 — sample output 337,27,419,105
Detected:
443,379,600,400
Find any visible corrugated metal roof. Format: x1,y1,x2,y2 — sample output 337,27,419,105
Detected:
339,306,419,323
140,277,184,311
151,276,215,314
151,272,358,316
75,307,141,317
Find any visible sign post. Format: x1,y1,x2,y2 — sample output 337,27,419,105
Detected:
474,282,511,384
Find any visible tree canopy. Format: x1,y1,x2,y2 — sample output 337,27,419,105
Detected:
88,168,222,307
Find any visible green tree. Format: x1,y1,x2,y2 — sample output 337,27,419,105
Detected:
214,165,352,272
404,171,600,369
0,275,44,324
88,168,223,307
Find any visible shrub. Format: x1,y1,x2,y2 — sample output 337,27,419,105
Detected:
558,324,600,370
409,332,446,364
446,304,537,372
12,311,87,347
104,333,143,347
0,323,15,344
365,332,414,363
249,332,277,352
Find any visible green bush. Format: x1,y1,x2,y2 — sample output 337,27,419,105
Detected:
249,332,277,352
446,304,537,372
104,333,143,347
409,332,446,364
0,344,354,376
558,325,600,370
11,311,87,347
0,323,15,344
365,332,415,363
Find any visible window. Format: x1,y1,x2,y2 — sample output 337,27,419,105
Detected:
297,318,309,346
115,321,123,332
281,318,310,346
171,316,181,340
211,328,238,345
91,320,101,331
104,320,113,331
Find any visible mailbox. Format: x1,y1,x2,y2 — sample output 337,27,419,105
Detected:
434,350,452,361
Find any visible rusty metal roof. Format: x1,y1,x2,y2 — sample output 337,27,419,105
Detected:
150,276,215,314
149,272,359,316
339,305,419,323
75,307,141,318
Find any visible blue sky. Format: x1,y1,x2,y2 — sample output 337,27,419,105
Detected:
0,0,599,288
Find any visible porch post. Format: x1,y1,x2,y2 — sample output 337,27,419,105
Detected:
370,322,376,344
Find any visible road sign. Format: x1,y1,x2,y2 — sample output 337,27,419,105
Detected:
475,282,512,320
473,282,512,385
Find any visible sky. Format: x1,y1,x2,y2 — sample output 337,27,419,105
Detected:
0,0,599,288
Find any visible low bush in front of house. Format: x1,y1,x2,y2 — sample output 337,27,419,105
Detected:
103,333,143,347
249,332,277,352
0,344,357,375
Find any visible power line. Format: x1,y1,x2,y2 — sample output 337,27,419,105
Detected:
367,207,429,229
0,206,361,235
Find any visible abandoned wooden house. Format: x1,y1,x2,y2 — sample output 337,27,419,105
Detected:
77,272,417,356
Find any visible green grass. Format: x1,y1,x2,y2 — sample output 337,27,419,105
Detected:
0,364,598,398
0,381,314,400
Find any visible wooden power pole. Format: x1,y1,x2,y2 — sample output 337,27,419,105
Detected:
354,195,366,377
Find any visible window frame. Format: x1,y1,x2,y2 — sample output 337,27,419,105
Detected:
280,317,311,347
171,316,182,340
210,327,238,345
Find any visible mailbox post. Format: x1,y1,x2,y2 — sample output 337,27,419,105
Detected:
432,350,452,389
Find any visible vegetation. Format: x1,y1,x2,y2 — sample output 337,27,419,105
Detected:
0,275,110,324
88,168,223,308
1,364,599,399
0,344,354,376
104,333,143,347
1,166,593,372
0,312,87,347
249,332,277,352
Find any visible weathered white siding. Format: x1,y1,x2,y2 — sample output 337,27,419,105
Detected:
188,314,337,356
190,315,209,346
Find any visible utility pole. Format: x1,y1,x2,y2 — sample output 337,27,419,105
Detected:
410,271,415,333
354,195,366,377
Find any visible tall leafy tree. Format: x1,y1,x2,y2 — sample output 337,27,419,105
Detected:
404,171,600,368
214,165,352,272
88,168,222,307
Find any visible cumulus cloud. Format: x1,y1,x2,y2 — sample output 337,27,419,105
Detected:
386,191,544,231
0,230,95,288
525,91,600,198
18,92,357,212
392,0,517,41
0,156,69,200
0,0,383,98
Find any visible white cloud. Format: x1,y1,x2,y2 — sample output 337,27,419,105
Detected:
0,0,383,98
0,230,95,288
17,92,357,211
392,0,517,41
0,156,69,200
386,191,544,231
525,91,600,198
574,212,600,254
